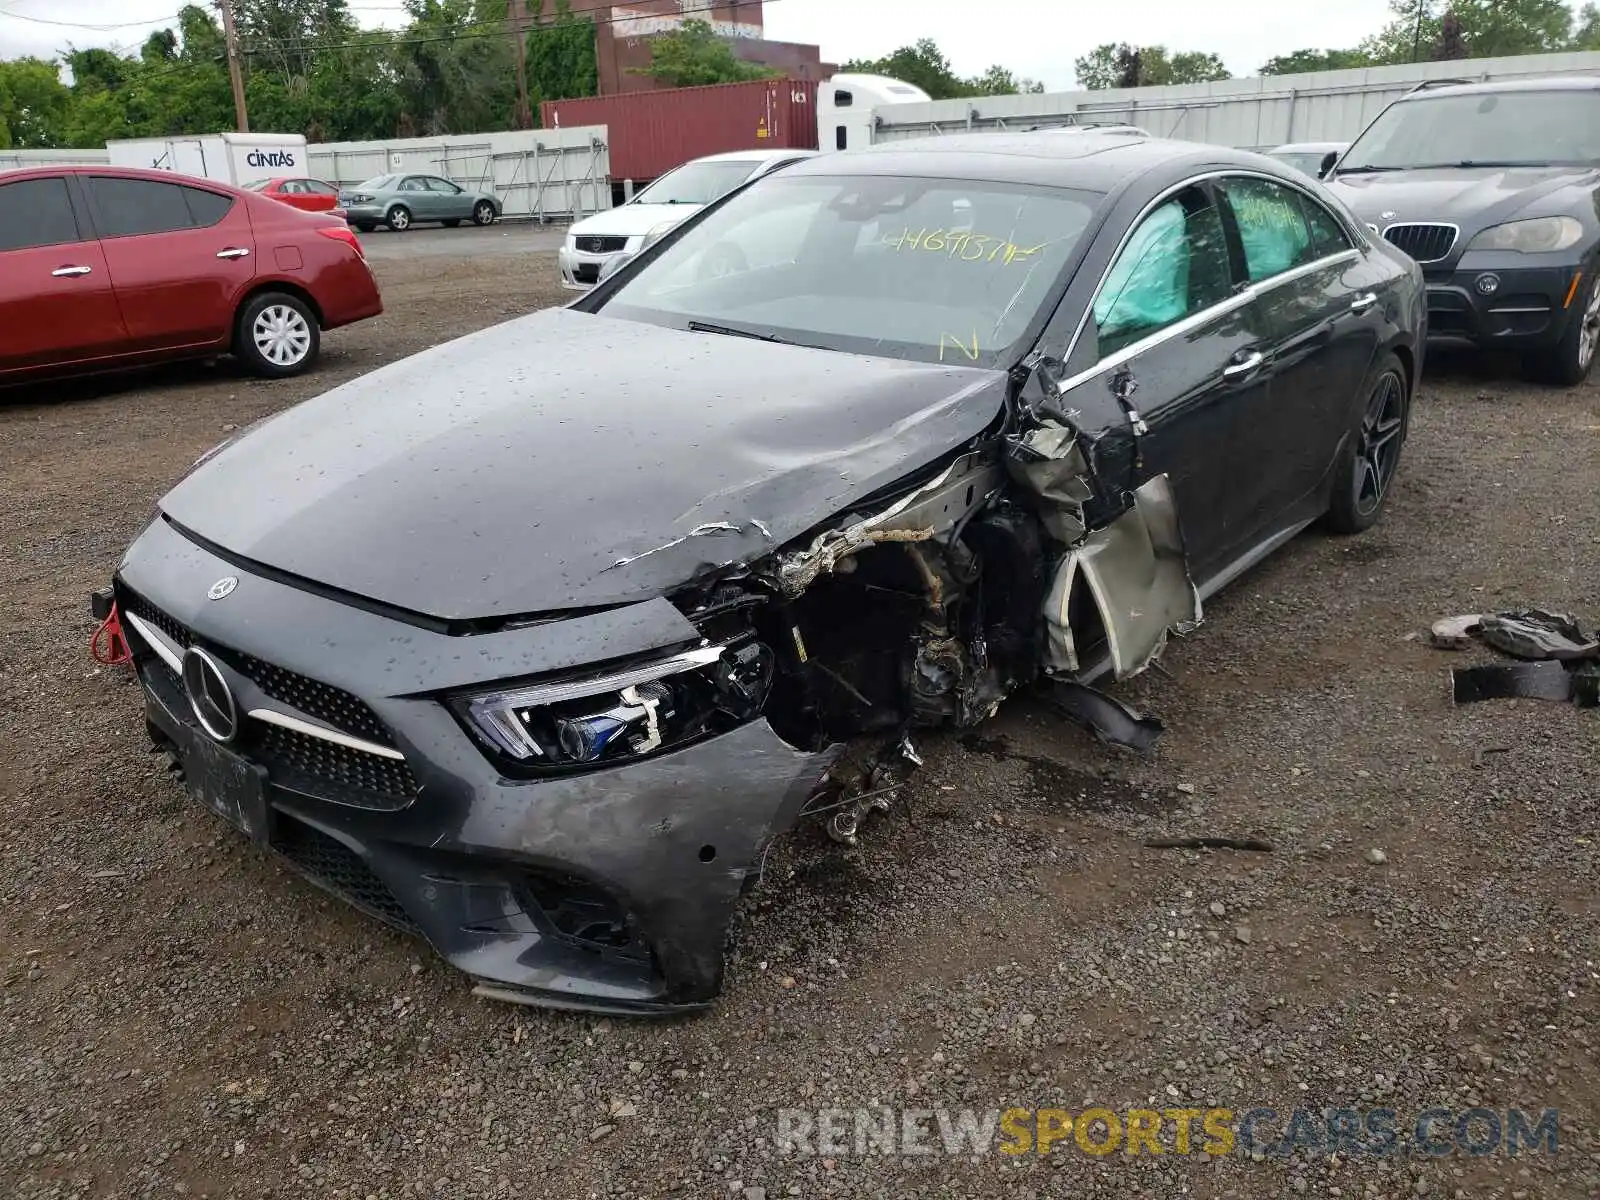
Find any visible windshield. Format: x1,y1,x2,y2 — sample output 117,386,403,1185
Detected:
1339,90,1600,171
1270,151,1332,176
241,179,271,191
599,174,1100,367
357,174,397,191
634,160,762,206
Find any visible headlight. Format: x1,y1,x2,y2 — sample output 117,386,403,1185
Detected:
459,640,775,768
1465,216,1584,254
642,220,679,248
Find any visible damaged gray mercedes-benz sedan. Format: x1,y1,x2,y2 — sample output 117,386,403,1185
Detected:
105,132,1425,1014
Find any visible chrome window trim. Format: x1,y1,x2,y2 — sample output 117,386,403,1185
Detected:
1063,166,1368,368
247,708,408,761
1380,221,1460,263
1054,247,1360,397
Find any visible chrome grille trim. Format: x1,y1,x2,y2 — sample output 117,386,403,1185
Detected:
248,708,407,761
1382,222,1459,264
123,610,183,673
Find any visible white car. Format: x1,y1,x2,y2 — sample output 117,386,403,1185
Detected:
559,149,818,290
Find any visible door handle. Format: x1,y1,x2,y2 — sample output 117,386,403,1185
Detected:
1221,350,1265,380
51,265,93,277
1350,292,1379,313
216,247,251,259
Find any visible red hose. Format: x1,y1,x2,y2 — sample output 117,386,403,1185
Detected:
91,602,132,667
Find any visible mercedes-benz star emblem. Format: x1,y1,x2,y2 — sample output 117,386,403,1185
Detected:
1380,210,1397,221
208,576,239,600
182,647,239,742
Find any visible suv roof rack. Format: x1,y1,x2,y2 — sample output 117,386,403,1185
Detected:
1405,77,1477,94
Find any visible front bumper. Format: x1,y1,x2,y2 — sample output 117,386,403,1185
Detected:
115,517,839,1015
558,243,632,291
1421,257,1584,350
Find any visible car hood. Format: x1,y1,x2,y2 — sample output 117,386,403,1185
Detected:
157,309,1007,621
570,203,701,238
1325,164,1599,228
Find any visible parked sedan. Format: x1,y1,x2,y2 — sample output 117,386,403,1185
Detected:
559,149,817,289
0,165,382,384
107,133,1422,1014
336,173,500,232
243,176,342,213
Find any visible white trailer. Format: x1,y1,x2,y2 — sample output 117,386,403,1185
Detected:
105,133,310,187
816,74,932,152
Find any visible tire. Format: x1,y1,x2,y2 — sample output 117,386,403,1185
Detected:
1527,268,1600,387
386,204,412,232
354,221,376,233
472,201,496,227
234,292,320,379
442,218,461,228
1323,352,1408,535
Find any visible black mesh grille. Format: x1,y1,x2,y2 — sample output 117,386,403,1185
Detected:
272,817,419,933
1383,223,1456,263
121,590,393,748
576,234,628,253
254,722,419,811
229,651,393,746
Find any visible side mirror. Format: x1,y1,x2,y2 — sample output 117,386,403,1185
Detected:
1317,151,1339,179
597,252,634,284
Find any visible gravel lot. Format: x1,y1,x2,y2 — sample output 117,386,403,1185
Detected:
2,247,1598,1200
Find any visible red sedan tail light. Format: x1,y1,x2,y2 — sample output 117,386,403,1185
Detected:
316,225,365,260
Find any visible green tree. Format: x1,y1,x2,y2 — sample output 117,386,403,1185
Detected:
393,0,515,135
636,19,778,87
525,0,597,107
1259,48,1371,74
1433,9,1470,58
0,57,73,147
1576,2,1600,47
1074,43,1230,89
842,39,971,99
965,65,1046,95
1360,0,1572,62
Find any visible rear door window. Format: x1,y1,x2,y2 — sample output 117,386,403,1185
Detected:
1217,176,1334,282
86,177,234,235
0,177,83,251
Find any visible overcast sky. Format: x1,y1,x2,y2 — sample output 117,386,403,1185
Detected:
0,0,1515,90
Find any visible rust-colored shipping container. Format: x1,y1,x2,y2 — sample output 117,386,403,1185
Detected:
541,78,819,183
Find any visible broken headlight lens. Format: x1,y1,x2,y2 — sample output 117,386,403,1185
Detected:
460,640,775,768
1465,216,1583,254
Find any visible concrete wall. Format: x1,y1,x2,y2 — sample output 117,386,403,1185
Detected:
869,49,1600,149
308,127,612,221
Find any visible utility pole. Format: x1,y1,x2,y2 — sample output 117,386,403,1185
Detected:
510,0,533,130
217,0,250,132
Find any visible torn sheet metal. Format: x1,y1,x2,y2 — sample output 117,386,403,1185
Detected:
1042,473,1201,679
1476,609,1598,662
1451,660,1573,705
774,452,1000,597
1004,421,1093,544
1042,678,1164,751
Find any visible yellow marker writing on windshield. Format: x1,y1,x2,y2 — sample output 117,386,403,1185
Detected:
938,331,981,362
890,228,1045,266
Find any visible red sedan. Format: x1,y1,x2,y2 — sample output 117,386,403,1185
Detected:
0,165,382,384
244,176,342,213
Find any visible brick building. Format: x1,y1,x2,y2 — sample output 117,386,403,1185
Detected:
548,0,834,95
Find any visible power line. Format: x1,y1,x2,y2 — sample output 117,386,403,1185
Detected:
0,6,180,30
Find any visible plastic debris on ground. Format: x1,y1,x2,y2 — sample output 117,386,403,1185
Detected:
1429,606,1600,708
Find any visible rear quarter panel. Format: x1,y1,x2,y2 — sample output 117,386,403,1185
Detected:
243,195,382,328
